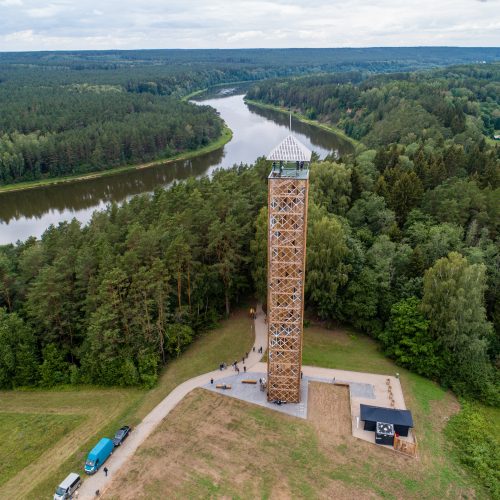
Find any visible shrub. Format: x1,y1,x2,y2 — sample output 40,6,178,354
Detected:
445,401,500,499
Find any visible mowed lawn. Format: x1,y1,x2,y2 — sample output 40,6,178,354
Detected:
105,324,488,499
0,413,84,487
0,307,254,500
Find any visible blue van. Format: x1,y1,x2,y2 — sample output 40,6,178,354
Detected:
84,438,114,474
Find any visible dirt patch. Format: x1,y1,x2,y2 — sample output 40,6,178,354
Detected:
308,382,351,441
320,480,378,500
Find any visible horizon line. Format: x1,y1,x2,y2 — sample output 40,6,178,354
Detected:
1,45,500,55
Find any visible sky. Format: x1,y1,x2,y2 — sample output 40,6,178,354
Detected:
0,0,498,51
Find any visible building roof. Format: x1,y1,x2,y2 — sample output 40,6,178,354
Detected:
360,404,414,428
267,134,312,162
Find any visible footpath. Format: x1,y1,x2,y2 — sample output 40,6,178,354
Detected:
78,305,268,499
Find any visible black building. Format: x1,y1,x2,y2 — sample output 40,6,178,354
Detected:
360,404,414,437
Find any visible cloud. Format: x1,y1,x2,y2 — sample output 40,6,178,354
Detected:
4,29,34,41
0,0,498,51
0,0,23,6
25,3,68,18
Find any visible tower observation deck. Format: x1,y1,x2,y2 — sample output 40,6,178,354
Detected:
266,135,311,403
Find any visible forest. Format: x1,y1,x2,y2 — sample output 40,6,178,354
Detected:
247,64,500,405
0,86,223,184
0,62,498,411
246,64,500,144
1,48,500,185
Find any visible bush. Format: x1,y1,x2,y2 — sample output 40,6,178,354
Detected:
138,351,159,388
445,401,500,499
39,344,69,387
380,297,442,378
165,324,194,358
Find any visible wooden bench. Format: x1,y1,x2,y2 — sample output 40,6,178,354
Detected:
241,380,257,384
216,384,232,390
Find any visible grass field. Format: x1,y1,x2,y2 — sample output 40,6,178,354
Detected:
0,307,253,499
105,324,487,499
0,413,84,488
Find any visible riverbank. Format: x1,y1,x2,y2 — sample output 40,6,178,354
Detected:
244,98,361,149
0,126,233,195
181,79,266,102
181,88,208,101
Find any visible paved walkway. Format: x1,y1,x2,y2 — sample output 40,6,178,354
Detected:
78,305,268,499
203,371,309,419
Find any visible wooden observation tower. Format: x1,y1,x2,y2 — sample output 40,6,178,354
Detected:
266,135,311,403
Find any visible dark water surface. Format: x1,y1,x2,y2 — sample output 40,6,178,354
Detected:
0,93,353,245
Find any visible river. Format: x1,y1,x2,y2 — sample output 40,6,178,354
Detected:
0,92,353,245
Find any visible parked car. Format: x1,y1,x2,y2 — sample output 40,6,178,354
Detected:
112,425,131,446
84,438,114,474
54,472,81,500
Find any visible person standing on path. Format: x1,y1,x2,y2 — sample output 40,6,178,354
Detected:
104,467,108,477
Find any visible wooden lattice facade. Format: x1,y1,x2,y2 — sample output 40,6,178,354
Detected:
267,170,309,403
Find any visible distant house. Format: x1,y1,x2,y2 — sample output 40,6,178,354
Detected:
493,134,500,141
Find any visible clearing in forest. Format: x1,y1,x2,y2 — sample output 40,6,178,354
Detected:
104,325,478,499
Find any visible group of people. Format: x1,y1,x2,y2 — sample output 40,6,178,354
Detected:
232,353,247,374
216,344,265,378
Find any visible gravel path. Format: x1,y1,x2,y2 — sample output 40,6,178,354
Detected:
78,306,268,499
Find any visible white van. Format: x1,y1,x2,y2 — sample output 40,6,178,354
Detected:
54,473,81,500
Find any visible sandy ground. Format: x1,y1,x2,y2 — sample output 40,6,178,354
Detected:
308,382,351,438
